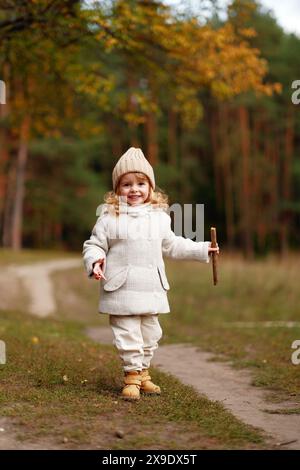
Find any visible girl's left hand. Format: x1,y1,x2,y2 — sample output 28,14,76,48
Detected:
208,243,219,255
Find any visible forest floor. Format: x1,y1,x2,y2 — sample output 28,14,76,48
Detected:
0,250,299,449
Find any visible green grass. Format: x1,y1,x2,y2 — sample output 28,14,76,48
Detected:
0,248,78,266
0,309,265,449
52,267,102,325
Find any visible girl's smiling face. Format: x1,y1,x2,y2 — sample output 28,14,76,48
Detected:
118,172,150,205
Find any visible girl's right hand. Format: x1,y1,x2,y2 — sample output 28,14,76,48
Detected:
92,260,107,281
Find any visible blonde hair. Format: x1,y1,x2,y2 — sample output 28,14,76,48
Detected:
103,172,169,216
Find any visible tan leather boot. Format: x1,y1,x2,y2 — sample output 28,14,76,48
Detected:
121,371,142,401
141,369,161,394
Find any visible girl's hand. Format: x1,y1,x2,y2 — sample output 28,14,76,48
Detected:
92,259,107,281
208,243,220,255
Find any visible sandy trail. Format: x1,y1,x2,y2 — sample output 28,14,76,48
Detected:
7,259,81,317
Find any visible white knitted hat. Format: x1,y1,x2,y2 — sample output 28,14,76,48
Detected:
112,147,155,191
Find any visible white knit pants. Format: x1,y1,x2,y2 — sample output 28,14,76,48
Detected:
109,314,163,372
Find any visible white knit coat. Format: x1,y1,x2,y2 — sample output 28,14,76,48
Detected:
82,201,211,315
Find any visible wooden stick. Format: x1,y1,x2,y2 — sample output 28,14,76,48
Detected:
210,227,218,285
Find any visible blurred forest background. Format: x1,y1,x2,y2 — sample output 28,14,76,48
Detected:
0,0,299,258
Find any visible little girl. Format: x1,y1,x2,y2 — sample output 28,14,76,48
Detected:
82,147,219,401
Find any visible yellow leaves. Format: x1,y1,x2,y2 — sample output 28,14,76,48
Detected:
84,2,278,106
238,27,258,38
116,88,160,125
181,99,204,131
151,23,170,37
134,93,158,113
173,87,204,130
105,37,118,52
31,336,39,345
273,82,283,94
254,81,282,98
95,29,118,52
74,69,116,102
124,112,146,126
211,81,233,100
2,0,282,142
165,19,276,98
73,121,105,139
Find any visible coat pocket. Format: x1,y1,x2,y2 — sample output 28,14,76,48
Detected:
103,266,129,292
157,266,170,291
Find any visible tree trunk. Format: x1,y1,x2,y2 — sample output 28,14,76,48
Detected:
219,103,235,249
0,62,10,242
239,105,254,259
279,106,294,256
11,113,31,250
257,117,270,251
145,110,158,167
167,108,177,166
271,135,280,239
209,107,223,210
110,117,122,158
127,72,139,147
2,159,16,247
252,113,263,249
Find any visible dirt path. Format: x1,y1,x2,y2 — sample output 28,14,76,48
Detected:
86,326,300,450
0,418,62,450
6,259,81,317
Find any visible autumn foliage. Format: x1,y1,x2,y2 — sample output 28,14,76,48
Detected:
0,0,298,256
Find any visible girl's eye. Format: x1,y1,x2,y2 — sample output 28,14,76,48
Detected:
139,182,145,186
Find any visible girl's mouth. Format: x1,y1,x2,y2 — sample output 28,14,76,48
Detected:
128,195,141,199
